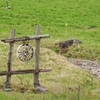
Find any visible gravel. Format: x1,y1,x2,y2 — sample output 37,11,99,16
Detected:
68,58,100,79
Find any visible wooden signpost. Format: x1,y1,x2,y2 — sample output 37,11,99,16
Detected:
1,25,51,92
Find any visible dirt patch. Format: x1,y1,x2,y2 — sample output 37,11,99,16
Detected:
68,58,100,79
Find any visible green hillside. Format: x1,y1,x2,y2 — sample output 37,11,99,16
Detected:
0,0,100,60
0,0,100,100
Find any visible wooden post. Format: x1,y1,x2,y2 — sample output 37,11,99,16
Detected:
6,0,8,7
34,25,40,87
77,86,80,100
4,29,15,91
33,25,48,92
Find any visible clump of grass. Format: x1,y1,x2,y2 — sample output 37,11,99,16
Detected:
65,44,100,61
52,42,100,61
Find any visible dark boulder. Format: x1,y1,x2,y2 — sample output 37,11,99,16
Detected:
55,39,82,49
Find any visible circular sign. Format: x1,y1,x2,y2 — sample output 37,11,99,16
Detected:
16,43,34,62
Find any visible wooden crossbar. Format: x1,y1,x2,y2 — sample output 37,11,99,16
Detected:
0,68,52,76
1,34,50,43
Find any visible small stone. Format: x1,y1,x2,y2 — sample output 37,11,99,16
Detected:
36,86,48,92
6,6,11,9
4,87,13,91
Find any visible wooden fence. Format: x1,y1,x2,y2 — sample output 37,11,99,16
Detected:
0,25,51,92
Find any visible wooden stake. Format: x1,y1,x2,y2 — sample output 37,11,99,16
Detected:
34,25,41,87
4,29,15,90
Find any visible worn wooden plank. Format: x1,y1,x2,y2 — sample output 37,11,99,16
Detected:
1,34,50,43
0,68,52,76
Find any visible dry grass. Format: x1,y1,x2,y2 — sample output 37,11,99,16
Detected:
0,42,100,99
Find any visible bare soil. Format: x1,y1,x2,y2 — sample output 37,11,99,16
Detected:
68,58,100,79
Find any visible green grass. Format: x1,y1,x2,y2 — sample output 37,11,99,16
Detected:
0,0,100,60
0,0,100,100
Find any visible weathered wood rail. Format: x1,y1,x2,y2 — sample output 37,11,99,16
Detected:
0,25,51,92
1,34,50,43
0,68,52,76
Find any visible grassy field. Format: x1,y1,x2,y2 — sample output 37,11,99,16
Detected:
0,0,100,100
0,0,100,60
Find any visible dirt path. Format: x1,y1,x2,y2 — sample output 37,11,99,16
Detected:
68,58,100,79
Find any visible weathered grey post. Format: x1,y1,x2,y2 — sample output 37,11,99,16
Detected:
77,86,80,100
33,25,48,92
6,0,8,6
34,25,40,87
6,0,11,9
4,29,15,91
